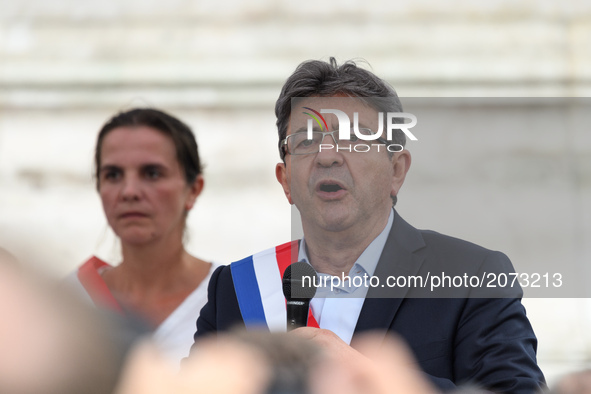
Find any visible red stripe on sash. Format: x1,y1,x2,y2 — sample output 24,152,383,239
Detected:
275,241,319,329
77,257,124,314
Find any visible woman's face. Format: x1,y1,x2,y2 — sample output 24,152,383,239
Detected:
98,126,203,246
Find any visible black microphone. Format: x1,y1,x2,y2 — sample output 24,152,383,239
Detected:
282,261,318,331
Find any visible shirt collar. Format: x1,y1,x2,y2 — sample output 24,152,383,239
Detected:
297,208,394,277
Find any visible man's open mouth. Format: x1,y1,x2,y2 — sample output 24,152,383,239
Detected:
319,183,344,193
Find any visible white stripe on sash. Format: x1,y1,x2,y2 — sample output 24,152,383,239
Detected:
252,247,287,332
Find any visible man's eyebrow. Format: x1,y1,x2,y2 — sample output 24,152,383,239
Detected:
293,125,325,133
355,122,372,129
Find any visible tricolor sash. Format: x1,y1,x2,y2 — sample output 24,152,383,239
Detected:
231,241,319,331
77,257,124,314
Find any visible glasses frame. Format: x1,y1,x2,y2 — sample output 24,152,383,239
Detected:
281,128,391,156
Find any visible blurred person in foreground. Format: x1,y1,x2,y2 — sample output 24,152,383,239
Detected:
550,370,591,394
117,329,437,394
194,58,545,392
0,248,136,394
67,108,218,363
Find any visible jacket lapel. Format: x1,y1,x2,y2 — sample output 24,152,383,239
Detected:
353,210,427,340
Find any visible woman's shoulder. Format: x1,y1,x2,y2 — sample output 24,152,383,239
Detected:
64,256,121,312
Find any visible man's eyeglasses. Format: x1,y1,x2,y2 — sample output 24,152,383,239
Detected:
281,128,390,155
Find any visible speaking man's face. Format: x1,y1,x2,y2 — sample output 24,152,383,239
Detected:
276,96,411,235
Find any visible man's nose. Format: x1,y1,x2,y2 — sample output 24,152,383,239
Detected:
315,131,343,167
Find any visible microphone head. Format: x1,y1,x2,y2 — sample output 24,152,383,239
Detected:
282,261,318,300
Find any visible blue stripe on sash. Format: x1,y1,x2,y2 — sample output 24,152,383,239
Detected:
230,255,269,331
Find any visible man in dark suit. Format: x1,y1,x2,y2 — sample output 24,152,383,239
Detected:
194,58,545,392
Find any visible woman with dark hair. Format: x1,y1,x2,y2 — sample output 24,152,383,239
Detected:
68,108,216,363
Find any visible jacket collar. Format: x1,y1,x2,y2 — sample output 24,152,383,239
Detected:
353,209,427,339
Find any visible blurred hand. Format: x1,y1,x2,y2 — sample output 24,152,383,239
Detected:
292,329,438,394
115,338,270,394
290,327,361,360
553,370,591,394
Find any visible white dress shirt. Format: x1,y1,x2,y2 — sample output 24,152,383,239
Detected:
297,208,394,345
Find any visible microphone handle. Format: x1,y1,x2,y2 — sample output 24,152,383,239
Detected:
286,299,310,331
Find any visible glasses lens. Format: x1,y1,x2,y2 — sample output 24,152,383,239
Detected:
356,128,375,137
332,128,373,144
289,132,323,154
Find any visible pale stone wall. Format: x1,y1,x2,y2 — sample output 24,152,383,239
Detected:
1,0,590,386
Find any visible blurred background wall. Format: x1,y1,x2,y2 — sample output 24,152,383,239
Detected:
1,0,590,386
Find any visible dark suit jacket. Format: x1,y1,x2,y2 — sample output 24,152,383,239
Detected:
195,211,545,393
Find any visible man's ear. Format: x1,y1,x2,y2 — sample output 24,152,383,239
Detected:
391,150,411,199
275,162,294,205
185,174,205,211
